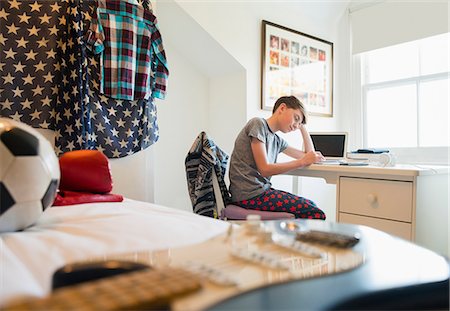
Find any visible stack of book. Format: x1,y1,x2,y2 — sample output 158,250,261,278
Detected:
347,149,390,161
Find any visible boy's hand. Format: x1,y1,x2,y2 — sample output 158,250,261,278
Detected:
302,150,325,165
315,151,325,162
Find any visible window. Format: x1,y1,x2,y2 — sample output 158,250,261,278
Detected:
360,33,449,164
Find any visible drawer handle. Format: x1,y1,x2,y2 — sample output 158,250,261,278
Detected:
367,194,377,205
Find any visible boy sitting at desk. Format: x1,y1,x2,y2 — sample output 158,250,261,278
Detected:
229,96,326,219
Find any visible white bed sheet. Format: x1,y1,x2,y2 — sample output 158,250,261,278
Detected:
0,199,229,306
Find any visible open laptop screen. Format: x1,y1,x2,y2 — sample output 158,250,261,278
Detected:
310,133,347,159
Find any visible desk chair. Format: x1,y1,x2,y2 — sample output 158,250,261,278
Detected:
186,131,294,221
221,204,295,221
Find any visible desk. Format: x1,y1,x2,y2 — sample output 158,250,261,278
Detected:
209,220,449,311
284,164,449,256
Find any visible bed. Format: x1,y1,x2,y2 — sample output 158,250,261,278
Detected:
1,198,448,311
2,196,369,310
0,199,229,307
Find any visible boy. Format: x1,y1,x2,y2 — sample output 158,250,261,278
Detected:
229,96,326,219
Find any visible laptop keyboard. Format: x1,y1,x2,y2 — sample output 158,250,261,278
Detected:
317,159,344,164
317,159,369,166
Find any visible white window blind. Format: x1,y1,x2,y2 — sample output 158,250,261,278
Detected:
360,33,450,165
350,1,449,55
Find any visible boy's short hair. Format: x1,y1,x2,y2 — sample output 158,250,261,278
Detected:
272,96,308,124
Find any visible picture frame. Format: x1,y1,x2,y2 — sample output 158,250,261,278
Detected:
261,20,333,117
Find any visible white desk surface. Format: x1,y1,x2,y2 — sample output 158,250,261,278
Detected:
288,163,449,177
285,163,449,185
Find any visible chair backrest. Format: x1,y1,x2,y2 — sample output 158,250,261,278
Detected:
211,169,227,217
188,132,295,221
185,132,230,218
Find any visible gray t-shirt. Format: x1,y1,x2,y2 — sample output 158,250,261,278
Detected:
229,117,288,202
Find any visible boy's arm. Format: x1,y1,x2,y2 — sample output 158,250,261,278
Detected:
282,125,315,159
251,138,323,177
300,124,315,152
282,146,305,159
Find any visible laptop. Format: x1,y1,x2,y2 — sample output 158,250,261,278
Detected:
310,132,368,166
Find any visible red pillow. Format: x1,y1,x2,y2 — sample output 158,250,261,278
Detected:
53,191,123,206
59,150,113,194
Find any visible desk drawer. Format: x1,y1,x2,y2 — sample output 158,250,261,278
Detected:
339,213,412,240
339,177,413,222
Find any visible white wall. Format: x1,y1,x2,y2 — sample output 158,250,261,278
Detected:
109,148,155,202
350,1,449,54
208,72,247,155
151,1,247,211
153,41,210,211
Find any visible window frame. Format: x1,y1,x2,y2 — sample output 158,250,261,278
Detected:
358,52,450,165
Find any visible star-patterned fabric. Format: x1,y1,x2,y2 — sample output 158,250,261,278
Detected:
0,0,167,158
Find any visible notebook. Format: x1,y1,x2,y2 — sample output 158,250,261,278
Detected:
310,132,368,166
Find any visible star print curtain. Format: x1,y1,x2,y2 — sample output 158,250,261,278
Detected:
0,0,167,158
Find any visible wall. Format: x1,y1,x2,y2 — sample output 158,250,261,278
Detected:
152,1,247,211
350,1,449,54
152,42,210,210
109,148,154,202
207,72,247,156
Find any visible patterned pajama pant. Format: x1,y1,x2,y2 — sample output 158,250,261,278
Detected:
234,188,326,220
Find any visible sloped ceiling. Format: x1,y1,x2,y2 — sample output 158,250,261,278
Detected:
156,0,245,78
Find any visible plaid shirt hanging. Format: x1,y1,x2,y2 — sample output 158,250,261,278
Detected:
85,0,169,101
0,0,168,158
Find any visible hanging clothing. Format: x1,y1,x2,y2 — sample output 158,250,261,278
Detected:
85,0,169,101
80,0,164,158
0,0,168,158
55,0,91,153
185,132,231,218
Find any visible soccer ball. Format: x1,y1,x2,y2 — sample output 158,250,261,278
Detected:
0,118,60,232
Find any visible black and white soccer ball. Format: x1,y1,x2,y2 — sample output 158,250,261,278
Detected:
0,118,60,232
